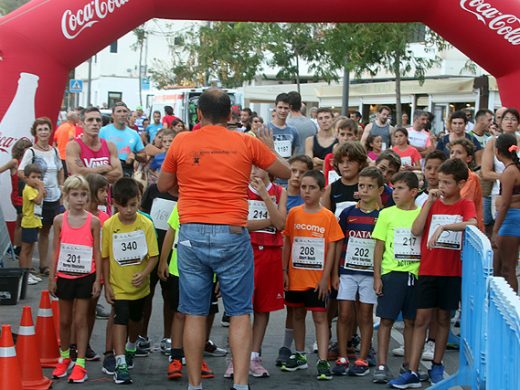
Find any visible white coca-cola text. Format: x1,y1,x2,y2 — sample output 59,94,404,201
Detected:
460,0,520,45
61,0,130,40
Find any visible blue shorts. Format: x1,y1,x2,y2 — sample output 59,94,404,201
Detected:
376,271,417,321
498,208,520,237
177,223,254,316
483,196,493,226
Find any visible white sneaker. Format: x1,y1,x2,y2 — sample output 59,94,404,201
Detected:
391,345,405,357
31,273,42,282
27,274,40,285
421,340,435,361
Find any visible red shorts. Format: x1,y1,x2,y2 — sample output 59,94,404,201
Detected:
253,245,284,313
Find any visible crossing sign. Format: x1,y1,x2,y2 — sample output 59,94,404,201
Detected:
69,79,83,93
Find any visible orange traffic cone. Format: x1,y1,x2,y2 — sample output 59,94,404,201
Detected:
16,306,52,390
51,297,60,344
35,291,59,368
0,324,23,390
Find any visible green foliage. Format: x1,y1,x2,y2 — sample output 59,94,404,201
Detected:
0,0,30,15
150,21,449,94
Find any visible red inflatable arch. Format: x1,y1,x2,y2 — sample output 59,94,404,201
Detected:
0,0,519,220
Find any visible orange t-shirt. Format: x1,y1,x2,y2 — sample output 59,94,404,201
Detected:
461,169,484,232
284,205,344,291
54,122,76,159
161,125,277,226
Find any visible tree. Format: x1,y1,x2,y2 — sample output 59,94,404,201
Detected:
0,0,29,15
261,23,334,92
359,24,449,125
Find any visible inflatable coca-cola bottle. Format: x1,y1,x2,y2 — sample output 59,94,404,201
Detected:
0,72,39,221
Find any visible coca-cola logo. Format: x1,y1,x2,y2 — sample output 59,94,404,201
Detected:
0,135,29,154
61,0,130,40
460,0,520,45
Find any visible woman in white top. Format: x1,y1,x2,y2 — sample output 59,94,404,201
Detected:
19,117,64,275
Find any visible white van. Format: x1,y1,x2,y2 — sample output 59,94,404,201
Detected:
149,88,241,130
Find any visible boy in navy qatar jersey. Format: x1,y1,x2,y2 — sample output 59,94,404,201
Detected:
332,167,384,376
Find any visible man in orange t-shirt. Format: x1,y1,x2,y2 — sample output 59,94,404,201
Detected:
158,88,290,390
53,111,79,176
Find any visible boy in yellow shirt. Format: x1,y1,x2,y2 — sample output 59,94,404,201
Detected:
20,164,45,284
102,177,159,384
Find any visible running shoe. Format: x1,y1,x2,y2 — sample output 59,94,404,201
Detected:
281,352,308,372
275,346,291,367
68,364,88,383
224,359,234,378
136,336,151,353
249,356,269,377
316,359,333,380
114,364,132,384
221,314,230,327
102,353,116,375
348,358,370,376
332,357,349,376
388,370,421,389
201,360,215,379
367,346,377,367
392,345,405,357
160,338,171,355
428,362,444,384
95,304,110,319
400,364,428,382
125,349,135,369
167,358,182,379
86,344,100,361
373,364,393,383
52,358,73,378
204,340,227,357
327,341,338,360
421,340,435,361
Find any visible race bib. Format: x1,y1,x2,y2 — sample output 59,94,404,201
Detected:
150,198,177,231
248,200,276,234
328,170,340,184
34,204,42,218
401,156,412,167
292,236,325,270
57,243,93,274
344,237,375,270
113,230,148,266
335,201,357,219
394,228,421,261
427,214,463,250
274,140,291,158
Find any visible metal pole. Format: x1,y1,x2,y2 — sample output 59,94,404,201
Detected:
87,57,92,106
341,61,350,115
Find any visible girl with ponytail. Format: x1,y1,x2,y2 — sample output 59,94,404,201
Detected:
493,133,520,292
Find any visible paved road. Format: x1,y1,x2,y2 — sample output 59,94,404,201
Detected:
1,257,460,389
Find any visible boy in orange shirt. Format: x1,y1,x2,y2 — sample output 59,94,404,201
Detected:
280,170,344,380
449,138,483,231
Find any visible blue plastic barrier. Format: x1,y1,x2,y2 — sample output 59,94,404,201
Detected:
431,226,493,390
486,277,520,390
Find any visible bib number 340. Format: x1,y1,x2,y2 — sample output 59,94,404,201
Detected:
113,230,148,266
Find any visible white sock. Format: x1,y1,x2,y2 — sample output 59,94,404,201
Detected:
250,351,260,360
